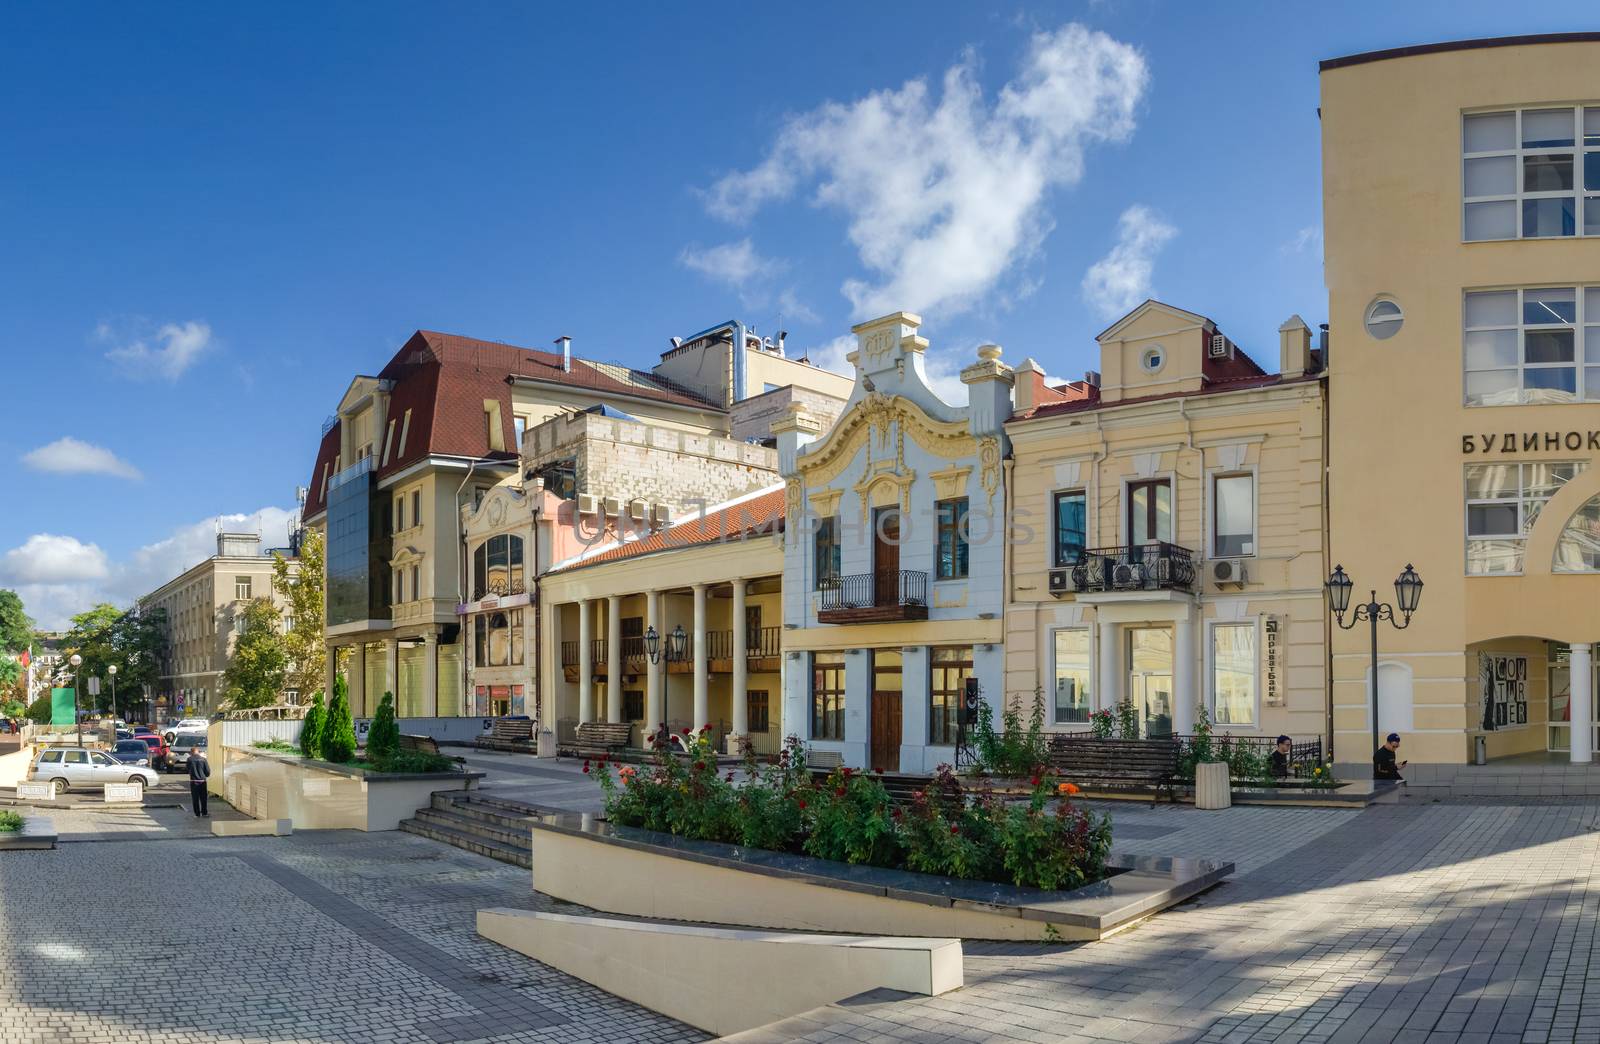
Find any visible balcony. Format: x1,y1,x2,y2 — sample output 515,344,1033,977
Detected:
562,627,786,680
1068,543,1196,596
816,570,929,624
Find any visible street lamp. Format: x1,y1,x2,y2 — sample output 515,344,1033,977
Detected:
644,625,661,665
107,664,118,722
669,625,687,663
68,653,83,746
1326,564,1424,759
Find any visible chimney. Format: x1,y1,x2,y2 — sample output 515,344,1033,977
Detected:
1277,315,1313,380
1012,357,1046,414
555,335,572,373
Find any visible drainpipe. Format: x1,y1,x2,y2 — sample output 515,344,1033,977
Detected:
455,460,479,713
1320,378,1334,760
532,498,543,739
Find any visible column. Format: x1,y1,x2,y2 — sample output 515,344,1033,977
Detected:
606,595,623,723
1098,621,1120,714
730,580,748,747
1173,614,1196,735
350,643,367,717
1571,643,1593,765
645,590,663,732
422,631,439,718
578,599,594,724
692,583,709,732
324,643,337,702
384,639,399,703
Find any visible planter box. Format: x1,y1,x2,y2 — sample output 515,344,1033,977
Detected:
220,747,482,831
0,816,56,851
528,813,1231,943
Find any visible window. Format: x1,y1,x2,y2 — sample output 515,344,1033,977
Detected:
513,415,528,448
395,495,405,532
1052,490,1086,567
747,690,770,732
1365,299,1404,340
1463,107,1600,240
411,490,421,529
234,576,251,600
65,750,87,764
935,498,969,579
1555,494,1600,572
929,647,971,744
1464,286,1600,405
811,653,845,740
624,690,644,721
763,383,783,394
474,610,525,667
394,570,404,604
1141,347,1165,373
813,516,841,588
1466,461,1588,574
410,565,420,603
1211,623,1257,726
1052,629,1092,724
471,535,526,600
1211,474,1255,557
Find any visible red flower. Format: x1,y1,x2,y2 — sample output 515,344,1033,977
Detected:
645,732,655,743
694,761,705,771
681,727,691,736
950,825,960,835
834,787,845,797
890,808,902,820
582,765,590,774
841,767,853,778
912,790,925,801
725,772,734,782
797,799,807,810
583,760,591,770
1030,775,1041,787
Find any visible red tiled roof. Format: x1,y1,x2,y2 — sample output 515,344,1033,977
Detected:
303,422,343,518
549,487,786,573
1011,371,1319,424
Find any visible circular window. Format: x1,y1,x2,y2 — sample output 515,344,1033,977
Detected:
1365,298,1403,340
1141,347,1165,373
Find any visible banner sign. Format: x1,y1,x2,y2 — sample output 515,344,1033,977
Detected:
1263,617,1283,706
50,687,75,726
1479,653,1528,731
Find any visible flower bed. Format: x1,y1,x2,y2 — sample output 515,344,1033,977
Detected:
591,729,1111,892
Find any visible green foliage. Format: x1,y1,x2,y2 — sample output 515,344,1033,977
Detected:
59,601,169,718
252,739,300,754
221,598,289,711
0,658,19,689
0,590,34,654
366,749,457,774
25,693,51,724
367,692,400,761
322,675,356,762
0,810,22,833
272,529,325,700
1,700,25,720
1114,696,1141,739
802,768,902,868
972,689,1049,777
1089,708,1114,739
299,691,326,759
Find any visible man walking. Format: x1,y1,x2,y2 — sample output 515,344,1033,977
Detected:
1373,732,1406,782
188,744,211,816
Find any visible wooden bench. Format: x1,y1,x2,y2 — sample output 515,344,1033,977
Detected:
399,734,466,770
1050,736,1180,803
475,719,536,753
562,721,634,759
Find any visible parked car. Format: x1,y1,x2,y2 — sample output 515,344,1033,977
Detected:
33,748,159,791
163,718,210,743
109,739,154,766
131,725,157,737
134,734,170,771
115,728,133,741
167,734,206,772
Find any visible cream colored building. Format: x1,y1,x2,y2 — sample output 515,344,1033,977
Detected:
138,532,300,716
1004,301,1329,744
1321,33,1600,767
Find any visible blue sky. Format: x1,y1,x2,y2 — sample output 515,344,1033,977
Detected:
0,2,1591,628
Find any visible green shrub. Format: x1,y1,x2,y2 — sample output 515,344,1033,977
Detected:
25,693,51,725
801,768,902,868
0,810,22,833
1115,696,1141,739
972,689,1049,777
252,739,300,754
367,749,456,774
367,691,400,760
299,691,326,759
322,675,356,762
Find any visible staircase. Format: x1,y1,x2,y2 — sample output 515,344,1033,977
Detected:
398,792,543,868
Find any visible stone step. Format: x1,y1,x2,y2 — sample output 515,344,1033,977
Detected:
430,794,546,831
398,817,532,868
411,807,532,850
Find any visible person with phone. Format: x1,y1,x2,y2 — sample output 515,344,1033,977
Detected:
1373,732,1406,781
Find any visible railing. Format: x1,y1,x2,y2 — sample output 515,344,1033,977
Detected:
747,626,781,658
817,570,929,612
1049,732,1325,779
560,641,578,668
589,638,607,665
1069,543,1196,593
621,635,645,660
706,630,734,660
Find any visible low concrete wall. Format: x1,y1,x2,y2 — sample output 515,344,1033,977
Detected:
0,748,33,790
355,717,493,745
220,747,480,831
477,908,960,1036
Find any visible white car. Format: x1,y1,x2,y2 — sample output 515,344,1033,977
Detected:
163,718,210,743
33,748,159,792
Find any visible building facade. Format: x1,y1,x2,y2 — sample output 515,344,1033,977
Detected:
778,312,1013,773
1004,301,1329,744
1321,33,1600,766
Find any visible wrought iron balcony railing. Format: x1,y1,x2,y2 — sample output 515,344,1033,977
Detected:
817,570,929,621
1070,543,1196,593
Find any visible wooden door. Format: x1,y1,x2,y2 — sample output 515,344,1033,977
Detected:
873,507,900,605
1126,479,1172,545
870,650,903,772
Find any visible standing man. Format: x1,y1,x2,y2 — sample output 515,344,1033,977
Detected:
1373,732,1406,782
188,743,211,817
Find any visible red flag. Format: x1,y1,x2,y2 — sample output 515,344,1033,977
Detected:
18,648,29,669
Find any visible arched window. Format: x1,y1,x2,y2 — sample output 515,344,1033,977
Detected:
1555,493,1600,572
471,534,526,600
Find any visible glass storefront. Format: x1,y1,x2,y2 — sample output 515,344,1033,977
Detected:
1127,627,1173,737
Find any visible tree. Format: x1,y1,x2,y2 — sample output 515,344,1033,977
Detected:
63,603,121,713
0,590,33,654
299,690,326,759
0,657,19,690
368,691,399,761
273,529,325,702
25,693,51,724
61,602,169,717
221,598,289,711
323,674,356,762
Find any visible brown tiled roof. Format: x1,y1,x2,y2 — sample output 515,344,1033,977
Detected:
303,423,343,518
549,487,786,573
1012,371,1319,424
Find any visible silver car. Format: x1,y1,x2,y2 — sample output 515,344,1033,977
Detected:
33,748,159,792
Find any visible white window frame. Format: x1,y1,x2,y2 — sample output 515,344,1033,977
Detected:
234,576,252,601
1207,618,1260,728
1464,461,1589,576
1464,285,1600,406
1049,627,1094,727
1205,467,1258,560
1462,105,1600,242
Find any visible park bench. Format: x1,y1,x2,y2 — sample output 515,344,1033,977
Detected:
563,721,634,760
1050,736,1180,804
398,733,466,770
475,719,536,753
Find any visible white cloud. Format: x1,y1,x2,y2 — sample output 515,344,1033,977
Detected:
21,437,142,480
776,288,820,326
795,333,973,406
0,507,295,630
1283,225,1323,255
678,239,780,287
1081,204,1177,320
704,23,1148,319
102,319,213,380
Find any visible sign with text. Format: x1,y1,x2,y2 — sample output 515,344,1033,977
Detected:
103,782,143,803
1479,653,1528,731
1263,617,1282,706
1462,430,1600,454
16,781,57,800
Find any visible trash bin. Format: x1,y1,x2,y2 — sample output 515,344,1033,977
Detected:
1474,735,1487,765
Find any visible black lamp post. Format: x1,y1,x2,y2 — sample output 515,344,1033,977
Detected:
644,625,661,664
669,625,687,663
1327,563,1424,759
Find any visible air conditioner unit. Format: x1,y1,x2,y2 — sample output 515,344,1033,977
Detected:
628,499,648,522
1047,568,1077,598
602,496,622,517
1208,333,1229,359
1112,562,1143,588
651,504,672,525
576,493,600,516
1212,559,1248,587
